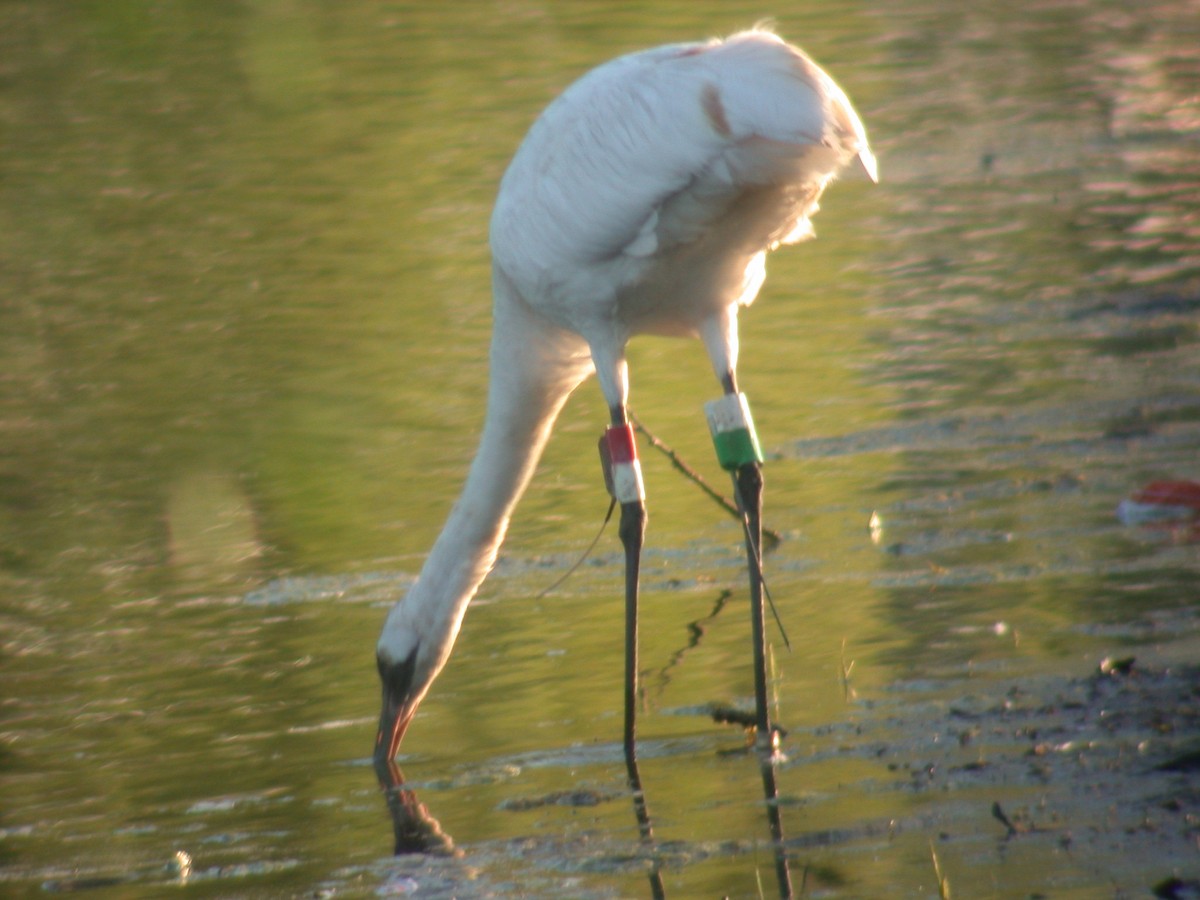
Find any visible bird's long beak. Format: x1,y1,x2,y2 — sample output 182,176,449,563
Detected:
375,652,419,762
375,690,411,763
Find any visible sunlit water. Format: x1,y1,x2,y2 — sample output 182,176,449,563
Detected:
3,1,1198,897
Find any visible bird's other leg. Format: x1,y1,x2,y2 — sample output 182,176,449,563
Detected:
705,372,775,750
597,401,652,836
591,343,656,843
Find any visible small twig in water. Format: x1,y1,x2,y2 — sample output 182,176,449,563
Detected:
769,643,783,726
929,839,951,900
536,498,615,598
738,506,791,652
629,412,782,547
840,637,857,701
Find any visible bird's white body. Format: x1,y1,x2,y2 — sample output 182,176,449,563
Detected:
376,29,874,757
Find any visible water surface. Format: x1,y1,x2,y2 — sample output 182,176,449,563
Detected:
3,1,1198,897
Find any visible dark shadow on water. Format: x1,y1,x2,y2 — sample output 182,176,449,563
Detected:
651,588,733,698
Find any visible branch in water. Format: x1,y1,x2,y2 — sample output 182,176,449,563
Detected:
629,413,782,547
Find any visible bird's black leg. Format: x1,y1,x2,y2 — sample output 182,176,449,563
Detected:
736,457,771,743
598,407,653,837
619,495,647,774
707,375,775,749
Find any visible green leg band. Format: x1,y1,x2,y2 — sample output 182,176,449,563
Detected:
705,393,763,471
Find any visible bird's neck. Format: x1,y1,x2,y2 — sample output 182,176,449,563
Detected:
382,285,591,665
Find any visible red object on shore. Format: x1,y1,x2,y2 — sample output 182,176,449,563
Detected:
1132,481,1200,509
1118,480,1200,526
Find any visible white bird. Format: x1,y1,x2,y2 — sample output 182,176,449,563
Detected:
375,28,875,763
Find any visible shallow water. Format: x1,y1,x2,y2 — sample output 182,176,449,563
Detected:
3,1,1199,897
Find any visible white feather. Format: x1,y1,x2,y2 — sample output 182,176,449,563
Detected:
491,29,874,360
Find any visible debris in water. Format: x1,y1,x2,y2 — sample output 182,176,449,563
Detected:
1118,481,1200,525
1099,656,1137,677
498,788,620,811
991,801,1019,838
167,850,192,881
1153,876,1200,900
709,703,758,729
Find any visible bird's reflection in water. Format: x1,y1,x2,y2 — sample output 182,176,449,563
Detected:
375,746,793,898
374,757,459,858
625,746,667,899
625,742,793,898
758,752,793,898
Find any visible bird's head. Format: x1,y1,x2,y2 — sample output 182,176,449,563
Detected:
374,645,422,763
374,597,460,762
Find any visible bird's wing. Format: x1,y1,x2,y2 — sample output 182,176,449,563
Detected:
490,30,873,285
